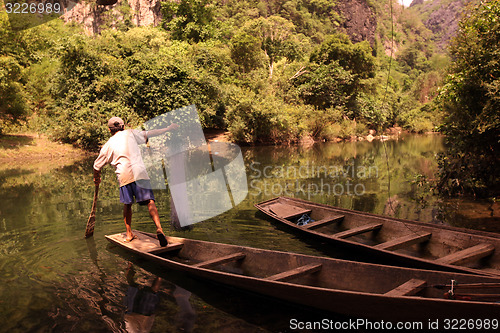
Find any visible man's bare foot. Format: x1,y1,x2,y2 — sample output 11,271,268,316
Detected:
124,234,137,242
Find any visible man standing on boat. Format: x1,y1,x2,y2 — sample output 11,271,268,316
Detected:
93,117,179,246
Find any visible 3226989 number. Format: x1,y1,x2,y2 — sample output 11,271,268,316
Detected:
443,318,499,330
5,1,62,14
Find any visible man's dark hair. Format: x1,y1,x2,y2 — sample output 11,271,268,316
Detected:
108,117,125,134
110,123,124,134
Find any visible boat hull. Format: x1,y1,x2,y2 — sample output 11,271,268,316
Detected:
255,197,500,277
106,231,500,322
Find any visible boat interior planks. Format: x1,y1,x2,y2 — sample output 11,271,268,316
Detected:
266,263,322,282
333,223,383,239
267,202,312,219
303,216,344,230
374,232,432,251
255,197,500,277
436,244,495,265
384,279,427,297
193,252,246,268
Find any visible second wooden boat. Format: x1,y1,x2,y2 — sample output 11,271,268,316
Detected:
255,197,500,277
105,230,500,322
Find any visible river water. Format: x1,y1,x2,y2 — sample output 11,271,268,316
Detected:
0,134,498,332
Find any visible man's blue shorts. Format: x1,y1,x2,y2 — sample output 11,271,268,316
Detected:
119,180,155,205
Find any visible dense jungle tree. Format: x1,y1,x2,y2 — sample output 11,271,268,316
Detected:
436,0,500,197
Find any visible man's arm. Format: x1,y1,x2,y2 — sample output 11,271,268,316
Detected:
146,123,179,138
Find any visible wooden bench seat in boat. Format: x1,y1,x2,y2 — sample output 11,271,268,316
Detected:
148,243,184,255
374,232,432,251
267,264,322,282
334,223,383,239
385,279,427,297
436,244,495,266
193,252,246,268
267,203,312,219
303,216,345,230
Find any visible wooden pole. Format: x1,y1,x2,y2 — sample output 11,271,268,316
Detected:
85,184,99,238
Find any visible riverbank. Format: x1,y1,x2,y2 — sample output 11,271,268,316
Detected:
204,127,417,146
0,128,418,166
0,133,90,171
0,130,234,171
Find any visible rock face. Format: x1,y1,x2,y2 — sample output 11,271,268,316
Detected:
335,0,377,46
409,0,424,7
128,0,162,26
410,0,468,49
62,0,162,34
425,0,465,48
62,2,106,35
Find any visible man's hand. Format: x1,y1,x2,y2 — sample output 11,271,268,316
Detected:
168,123,180,131
93,169,101,186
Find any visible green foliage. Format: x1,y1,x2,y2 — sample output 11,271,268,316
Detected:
290,33,376,121
302,106,343,139
161,0,218,42
310,34,376,79
114,1,135,32
239,15,299,77
230,32,264,73
367,0,447,133
435,0,500,197
0,0,450,146
397,104,434,133
397,41,431,74
293,61,355,109
354,92,391,130
0,13,36,134
0,56,28,133
20,27,227,149
225,90,301,144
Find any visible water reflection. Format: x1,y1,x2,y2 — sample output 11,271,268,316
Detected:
124,263,161,333
0,134,499,331
123,263,196,333
169,285,196,333
243,134,498,229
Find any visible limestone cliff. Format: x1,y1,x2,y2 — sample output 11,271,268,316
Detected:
335,0,377,46
63,0,162,34
410,0,470,49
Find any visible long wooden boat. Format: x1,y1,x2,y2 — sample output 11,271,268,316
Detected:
255,197,500,277
105,230,500,322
